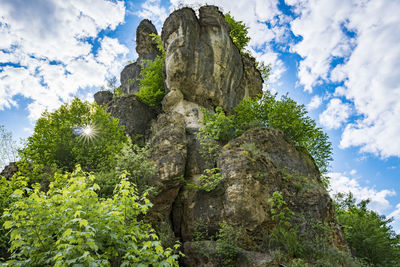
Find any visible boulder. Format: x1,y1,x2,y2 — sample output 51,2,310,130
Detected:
0,162,18,179
172,128,347,251
106,95,157,141
93,90,113,106
161,6,262,113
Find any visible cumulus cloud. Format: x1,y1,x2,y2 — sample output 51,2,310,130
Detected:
287,0,400,158
136,0,168,31
328,172,396,213
307,95,322,111
0,0,127,120
319,98,352,129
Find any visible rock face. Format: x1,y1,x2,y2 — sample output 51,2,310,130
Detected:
161,6,262,113
103,5,349,266
0,162,18,179
106,95,157,141
120,19,160,95
94,91,113,106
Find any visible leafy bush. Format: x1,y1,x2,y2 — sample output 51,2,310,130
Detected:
224,13,250,52
216,221,241,266
19,98,128,175
137,34,166,107
187,168,222,192
0,175,28,260
198,91,332,173
335,193,400,266
3,167,180,266
96,140,157,198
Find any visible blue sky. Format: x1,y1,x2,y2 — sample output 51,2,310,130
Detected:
1,0,400,231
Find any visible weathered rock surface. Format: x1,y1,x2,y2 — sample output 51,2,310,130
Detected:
94,90,113,106
120,19,160,95
173,128,346,252
106,95,157,141
104,6,349,266
161,6,262,113
0,162,18,179
149,112,187,221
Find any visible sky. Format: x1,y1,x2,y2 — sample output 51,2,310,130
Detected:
0,0,400,231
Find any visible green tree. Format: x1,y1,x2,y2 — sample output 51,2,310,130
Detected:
335,193,400,266
224,13,250,52
198,91,332,173
19,97,128,175
3,167,180,266
137,34,166,107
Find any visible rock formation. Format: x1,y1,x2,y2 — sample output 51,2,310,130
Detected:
120,19,161,95
93,5,349,266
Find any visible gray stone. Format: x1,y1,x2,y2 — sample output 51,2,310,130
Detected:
106,95,157,141
0,162,18,179
94,90,113,106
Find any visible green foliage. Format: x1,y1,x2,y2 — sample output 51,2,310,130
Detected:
256,61,272,83
335,193,400,266
198,168,222,192
216,222,241,266
3,167,180,266
198,91,332,173
96,140,157,198
188,168,222,192
267,191,302,258
113,86,124,97
137,34,166,107
0,175,28,260
224,13,250,52
19,98,128,175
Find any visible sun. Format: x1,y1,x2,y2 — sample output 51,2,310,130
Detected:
73,124,98,143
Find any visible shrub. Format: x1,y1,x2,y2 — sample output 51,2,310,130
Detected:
95,140,157,198
137,34,166,107
335,193,400,266
3,167,180,266
216,221,241,266
224,13,250,52
198,91,332,174
19,98,128,175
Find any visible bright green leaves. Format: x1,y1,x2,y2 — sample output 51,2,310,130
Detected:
198,91,332,174
335,193,400,266
19,97,128,175
3,168,180,266
137,34,166,107
224,13,250,52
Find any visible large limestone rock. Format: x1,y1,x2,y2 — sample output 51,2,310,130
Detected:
120,19,160,95
161,6,262,113
149,112,187,221
173,128,346,252
106,95,157,141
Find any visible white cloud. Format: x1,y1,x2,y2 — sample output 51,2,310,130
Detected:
0,0,127,120
307,95,322,110
286,0,400,158
319,98,352,129
136,0,168,31
328,172,396,214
